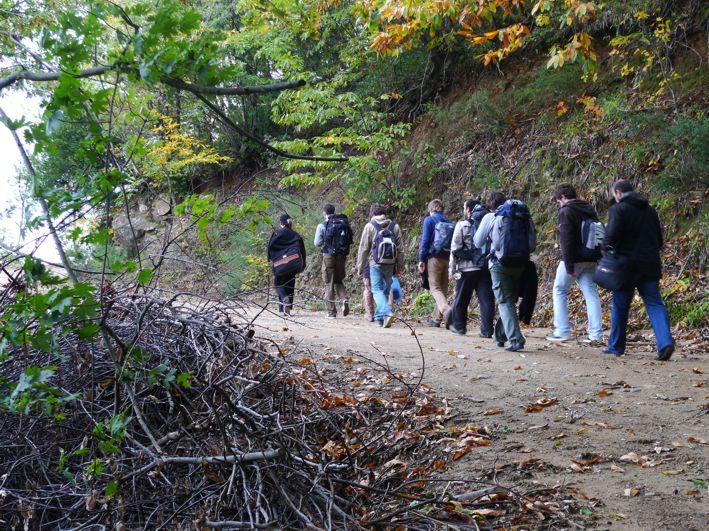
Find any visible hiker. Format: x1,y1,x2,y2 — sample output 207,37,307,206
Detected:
418,199,454,327
474,192,537,351
314,203,353,318
546,183,604,344
360,205,378,322
448,198,495,337
602,180,675,360
267,213,306,316
356,204,403,328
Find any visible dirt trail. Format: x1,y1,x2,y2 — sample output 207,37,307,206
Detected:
250,309,708,529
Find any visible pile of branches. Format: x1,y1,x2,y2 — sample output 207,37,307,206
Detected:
0,291,591,529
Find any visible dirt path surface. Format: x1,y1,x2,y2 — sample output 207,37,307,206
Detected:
250,309,708,529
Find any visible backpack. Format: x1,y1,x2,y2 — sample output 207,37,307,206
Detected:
453,204,489,268
430,217,455,256
370,220,397,265
579,218,604,261
324,214,353,256
494,199,532,267
272,242,305,276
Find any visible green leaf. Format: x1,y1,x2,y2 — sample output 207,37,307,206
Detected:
176,371,191,389
691,479,707,489
77,323,100,340
105,479,119,497
137,268,153,285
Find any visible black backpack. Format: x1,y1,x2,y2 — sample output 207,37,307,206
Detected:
324,214,353,256
494,199,532,267
454,204,489,268
370,220,397,265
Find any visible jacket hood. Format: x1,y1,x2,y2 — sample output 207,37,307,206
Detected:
563,199,597,218
371,214,393,227
620,191,650,208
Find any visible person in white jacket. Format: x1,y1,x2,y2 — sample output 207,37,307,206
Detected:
448,198,495,336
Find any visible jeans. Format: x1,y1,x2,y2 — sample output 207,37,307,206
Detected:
451,269,494,335
322,254,348,316
369,264,394,321
274,273,296,313
552,261,603,340
490,262,524,345
608,277,674,354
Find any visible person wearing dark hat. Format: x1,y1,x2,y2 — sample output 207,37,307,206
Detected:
267,214,306,315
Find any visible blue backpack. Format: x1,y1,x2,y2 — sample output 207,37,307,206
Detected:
431,218,455,256
494,200,532,267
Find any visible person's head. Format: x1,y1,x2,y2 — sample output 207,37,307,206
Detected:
370,203,387,217
552,183,577,206
464,198,478,218
279,213,293,228
612,179,633,202
486,192,506,212
323,203,335,219
427,199,444,214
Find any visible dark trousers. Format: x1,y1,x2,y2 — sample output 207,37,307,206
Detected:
451,269,495,335
322,254,348,316
274,273,296,313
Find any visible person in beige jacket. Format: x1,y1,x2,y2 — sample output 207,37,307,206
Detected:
356,204,404,328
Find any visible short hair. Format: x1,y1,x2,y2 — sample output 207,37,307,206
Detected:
370,203,387,217
552,183,577,200
486,192,506,211
323,203,335,215
464,198,479,211
427,199,444,212
613,179,634,193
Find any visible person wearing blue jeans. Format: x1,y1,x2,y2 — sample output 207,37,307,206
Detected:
547,184,603,343
356,204,404,328
603,179,675,360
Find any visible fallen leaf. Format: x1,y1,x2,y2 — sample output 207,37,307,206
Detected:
298,358,313,365
432,459,446,470
513,365,522,370
525,404,544,413
692,367,703,374
471,508,506,517
692,381,705,388
608,513,628,520
452,447,472,461
683,488,700,495
661,469,685,476
687,436,708,445
553,432,566,440
483,408,502,416
597,389,612,397
611,464,625,473
624,488,640,497
582,420,619,429
620,452,641,464
570,462,586,473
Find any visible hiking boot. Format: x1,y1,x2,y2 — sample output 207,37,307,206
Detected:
505,342,524,352
383,314,396,328
479,333,493,339
602,347,623,356
449,325,465,336
655,342,675,361
545,334,571,342
496,341,505,348
342,300,350,317
427,320,441,328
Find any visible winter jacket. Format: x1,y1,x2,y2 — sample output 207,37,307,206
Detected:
356,215,404,275
267,226,306,269
558,199,600,274
603,191,663,280
419,211,452,262
448,219,480,275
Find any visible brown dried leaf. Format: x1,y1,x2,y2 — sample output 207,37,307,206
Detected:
684,488,700,495
471,508,506,517
661,469,685,476
452,447,472,461
610,464,625,473
570,462,586,473
483,408,502,416
687,436,708,445
691,367,703,374
624,488,640,497
597,389,612,397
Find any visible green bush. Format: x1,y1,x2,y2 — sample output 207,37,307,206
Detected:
408,290,435,316
513,63,586,111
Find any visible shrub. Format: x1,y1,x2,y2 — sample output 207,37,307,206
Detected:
408,290,435,316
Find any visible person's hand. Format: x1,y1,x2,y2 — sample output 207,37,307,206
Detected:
418,261,426,273
448,274,455,280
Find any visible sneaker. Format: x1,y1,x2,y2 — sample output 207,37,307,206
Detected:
655,342,675,361
326,314,336,319
444,310,452,330
449,325,465,336
506,342,524,352
374,319,384,327
383,314,396,328
497,341,505,348
580,337,605,346
427,320,441,328
546,334,571,342
479,333,493,339
342,300,350,317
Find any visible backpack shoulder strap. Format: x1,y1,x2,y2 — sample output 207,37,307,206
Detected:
370,219,381,230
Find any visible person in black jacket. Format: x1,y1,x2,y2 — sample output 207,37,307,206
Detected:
546,184,603,344
603,180,675,360
267,213,306,316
